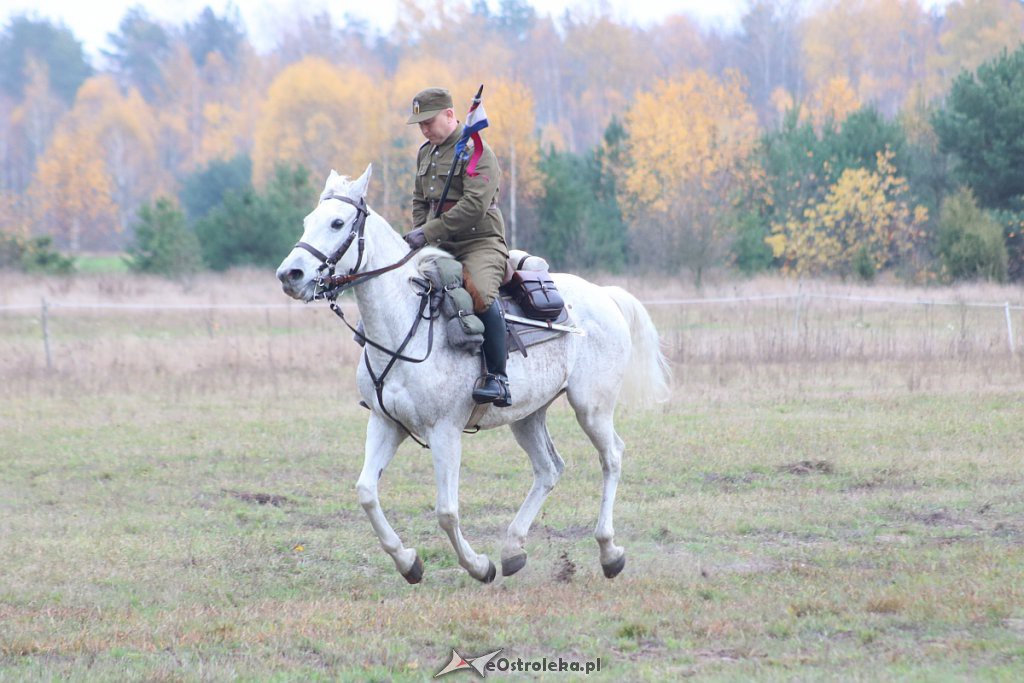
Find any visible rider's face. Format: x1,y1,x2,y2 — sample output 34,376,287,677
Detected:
418,109,457,145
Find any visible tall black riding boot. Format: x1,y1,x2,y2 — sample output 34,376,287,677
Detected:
472,299,512,407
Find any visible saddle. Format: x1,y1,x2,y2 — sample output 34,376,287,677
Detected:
352,253,572,356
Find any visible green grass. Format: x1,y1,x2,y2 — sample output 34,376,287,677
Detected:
74,253,131,274
1,299,1023,679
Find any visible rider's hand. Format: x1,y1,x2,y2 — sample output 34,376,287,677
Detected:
404,228,427,250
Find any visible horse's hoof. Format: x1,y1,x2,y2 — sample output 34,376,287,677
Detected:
502,553,528,577
477,559,497,584
402,555,424,584
602,552,626,579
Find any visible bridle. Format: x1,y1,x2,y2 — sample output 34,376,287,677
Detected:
293,194,369,299
293,192,438,448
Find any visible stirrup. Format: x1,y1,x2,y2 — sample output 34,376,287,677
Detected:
472,373,511,407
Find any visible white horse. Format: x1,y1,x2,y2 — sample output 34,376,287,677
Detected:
276,165,670,584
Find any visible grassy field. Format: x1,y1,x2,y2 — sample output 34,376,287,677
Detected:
1,272,1023,681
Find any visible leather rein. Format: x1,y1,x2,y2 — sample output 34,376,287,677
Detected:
294,194,437,448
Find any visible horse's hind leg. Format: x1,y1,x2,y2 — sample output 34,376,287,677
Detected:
568,395,627,579
355,413,421,583
502,408,565,577
429,427,496,583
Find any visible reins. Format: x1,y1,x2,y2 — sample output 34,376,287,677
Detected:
295,195,438,447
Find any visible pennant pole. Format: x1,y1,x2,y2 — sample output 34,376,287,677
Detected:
434,84,484,219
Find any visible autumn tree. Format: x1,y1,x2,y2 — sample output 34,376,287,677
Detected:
932,0,1024,93
30,129,117,252
768,150,927,279
72,76,162,234
807,75,860,131
801,0,933,116
28,74,162,250
561,12,659,151
621,71,760,285
253,57,384,190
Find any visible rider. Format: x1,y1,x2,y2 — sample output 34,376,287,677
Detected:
403,87,512,407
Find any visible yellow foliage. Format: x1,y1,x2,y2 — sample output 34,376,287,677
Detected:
623,70,759,214
30,129,117,252
459,78,542,200
771,150,927,277
802,0,933,115
809,76,861,131
932,0,1024,92
252,57,385,189
621,70,760,278
26,75,161,245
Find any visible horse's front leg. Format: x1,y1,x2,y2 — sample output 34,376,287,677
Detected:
355,413,421,583
429,427,496,583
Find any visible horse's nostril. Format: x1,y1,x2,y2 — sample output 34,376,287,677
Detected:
288,268,304,282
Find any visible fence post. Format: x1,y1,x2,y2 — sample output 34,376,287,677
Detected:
792,281,803,339
41,297,53,371
1006,302,1015,354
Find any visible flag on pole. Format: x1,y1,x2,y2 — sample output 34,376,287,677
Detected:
454,85,488,177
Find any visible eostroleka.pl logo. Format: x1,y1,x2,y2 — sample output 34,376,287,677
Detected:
435,649,603,678
435,649,503,677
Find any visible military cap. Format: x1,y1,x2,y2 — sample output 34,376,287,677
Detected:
406,87,454,124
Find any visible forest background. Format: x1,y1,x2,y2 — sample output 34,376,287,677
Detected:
2,0,1024,287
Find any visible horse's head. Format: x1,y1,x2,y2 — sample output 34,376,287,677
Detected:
276,164,373,301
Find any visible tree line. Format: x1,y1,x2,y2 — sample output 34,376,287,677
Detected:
1,0,1023,284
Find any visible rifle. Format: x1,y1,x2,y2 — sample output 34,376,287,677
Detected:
434,84,484,219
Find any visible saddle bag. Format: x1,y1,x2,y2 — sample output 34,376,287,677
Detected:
504,269,564,320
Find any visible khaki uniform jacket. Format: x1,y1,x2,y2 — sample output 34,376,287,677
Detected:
411,124,508,305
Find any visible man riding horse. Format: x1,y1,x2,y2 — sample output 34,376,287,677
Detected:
402,87,511,408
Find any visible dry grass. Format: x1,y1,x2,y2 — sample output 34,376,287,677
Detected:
1,271,1023,680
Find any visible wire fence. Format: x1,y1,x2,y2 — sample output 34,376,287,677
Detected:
1,291,1021,374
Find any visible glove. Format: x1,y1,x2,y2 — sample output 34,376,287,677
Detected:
404,228,427,249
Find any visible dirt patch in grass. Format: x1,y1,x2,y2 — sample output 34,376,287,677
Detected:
777,460,835,475
702,471,763,491
223,489,291,507
554,551,576,583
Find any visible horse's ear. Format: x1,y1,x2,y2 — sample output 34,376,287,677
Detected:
324,169,341,192
352,163,373,198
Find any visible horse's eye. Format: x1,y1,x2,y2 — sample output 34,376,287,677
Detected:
331,218,344,230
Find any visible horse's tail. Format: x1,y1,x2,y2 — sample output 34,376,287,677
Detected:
604,285,672,406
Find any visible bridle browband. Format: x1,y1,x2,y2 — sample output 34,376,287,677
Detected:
294,192,436,448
